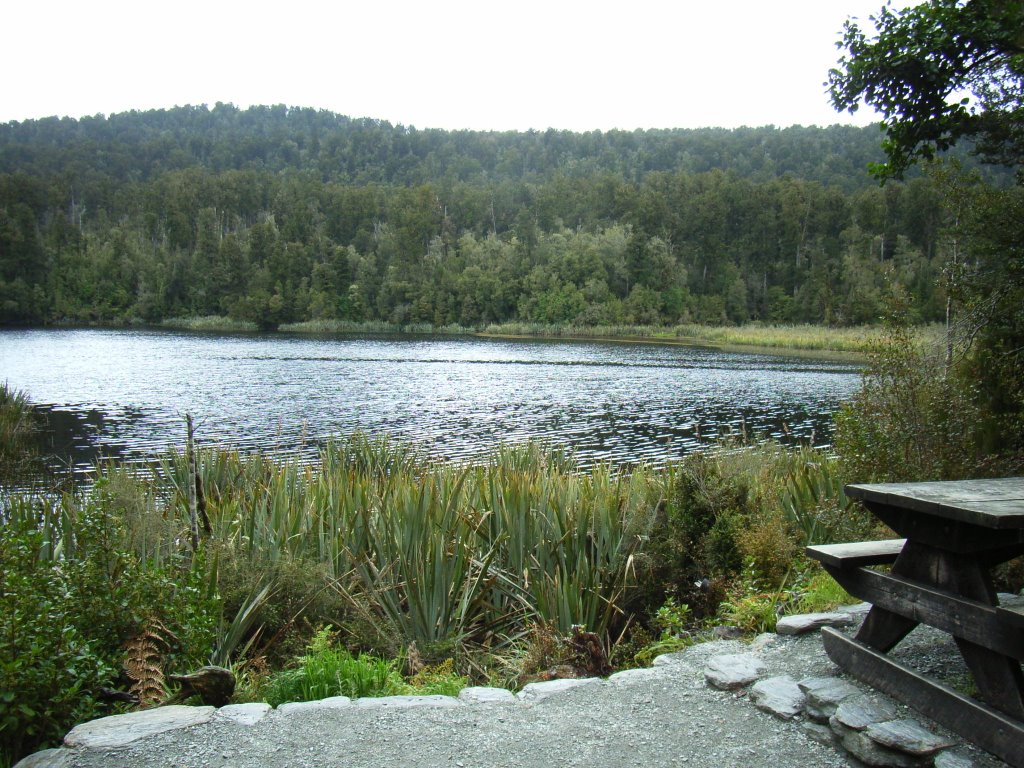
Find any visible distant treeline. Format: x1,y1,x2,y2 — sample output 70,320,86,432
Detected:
0,104,1005,328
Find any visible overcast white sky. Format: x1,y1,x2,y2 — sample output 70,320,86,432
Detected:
2,0,914,131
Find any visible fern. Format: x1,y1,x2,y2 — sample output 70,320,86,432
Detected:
123,620,176,708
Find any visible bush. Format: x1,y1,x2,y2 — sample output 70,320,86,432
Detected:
637,452,752,620
0,493,219,764
214,550,348,666
261,628,403,705
834,318,988,483
0,520,112,763
0,384,42,487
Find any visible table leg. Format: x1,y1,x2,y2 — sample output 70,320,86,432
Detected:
892,541,1024,720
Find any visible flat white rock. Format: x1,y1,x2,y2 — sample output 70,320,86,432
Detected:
12,748,71,768
749,676,806,720
216,702,272,726
703,654,766,690
277,696,351,715
516,678,601,702
458,686,516,704
64,705,215,749
775,612,856,635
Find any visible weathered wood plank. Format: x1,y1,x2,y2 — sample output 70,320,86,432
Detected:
819,566,1024,660
805,539,905,569
861,502,1024,554
821,628,1024,768
846,478,1024,528
998,605,1024,629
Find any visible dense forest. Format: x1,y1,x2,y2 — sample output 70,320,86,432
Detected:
0,103,1008,329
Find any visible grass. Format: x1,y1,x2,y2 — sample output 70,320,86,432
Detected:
160,315,259,332
149,436,667,661
278,319,472,334
0,383,42,487
479,321,947,356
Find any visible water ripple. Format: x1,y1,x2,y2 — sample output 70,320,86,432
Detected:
0,328,862,472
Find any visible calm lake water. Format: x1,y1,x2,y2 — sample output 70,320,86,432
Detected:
1,328,862,472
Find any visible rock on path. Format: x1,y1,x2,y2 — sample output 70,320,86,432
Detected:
16,625,1012,768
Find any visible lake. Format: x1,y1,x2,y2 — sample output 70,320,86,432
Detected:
0,328,862,472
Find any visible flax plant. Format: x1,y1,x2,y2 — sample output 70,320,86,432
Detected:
151,435,664,659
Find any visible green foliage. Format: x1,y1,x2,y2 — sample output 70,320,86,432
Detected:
831,3,1023,468
4,105,1008,332
261,627,404,705
829,0,1024,180
834,315,988,482
401,658,469,697
778,447,873,545
791,570,856,615
716,558,799,634
0,383,41,487
0,519,112,763
0,486,220,764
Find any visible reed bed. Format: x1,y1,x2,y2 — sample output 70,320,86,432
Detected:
147,437,668,656
278,319,472,335
480,321,943,355
160,315,259,332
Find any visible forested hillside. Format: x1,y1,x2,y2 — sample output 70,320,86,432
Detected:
0,103,1002,328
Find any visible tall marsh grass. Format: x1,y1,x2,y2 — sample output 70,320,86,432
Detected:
160,316,259,332
0,383,42,488
481,322,942,355
278,319,472,335
149,436,667,656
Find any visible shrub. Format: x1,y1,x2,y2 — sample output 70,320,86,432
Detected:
261,628,403,705
0,383,42,487
834,317,988,483
402,658,468,697
0,491,219,763
637,452,752,620
0,519,112,763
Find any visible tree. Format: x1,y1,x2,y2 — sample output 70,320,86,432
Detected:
829,0,1024,180
831,0,1024,464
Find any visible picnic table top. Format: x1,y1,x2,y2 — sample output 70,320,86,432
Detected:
846,477,1024,529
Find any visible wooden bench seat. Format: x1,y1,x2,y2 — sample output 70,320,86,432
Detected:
997,602,1024,629
805,539,906,569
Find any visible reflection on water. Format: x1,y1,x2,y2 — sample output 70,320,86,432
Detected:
1,328,863,473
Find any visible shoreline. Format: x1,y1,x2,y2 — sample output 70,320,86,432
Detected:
4,318,909,361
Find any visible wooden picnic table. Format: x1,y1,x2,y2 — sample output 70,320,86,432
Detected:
806,477,1024,767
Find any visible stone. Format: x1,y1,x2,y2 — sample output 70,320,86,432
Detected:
606,667,666,685
702,654,767,690
215,702,272,726
933,750,976,768
12,748,71,768
277,696,351,715
775,612,856,635
652,652,689,667
516,678,600,702
798,676,862,722
749,676,805,720
711,625,743,640
457,686,516,704
64,705,216,749
837,602,873,617
830,720,926,768
353,695,461,709
749,633,778,652
800,721,837,748
998,591,1024,609
865,720,956,756
832,695,898,730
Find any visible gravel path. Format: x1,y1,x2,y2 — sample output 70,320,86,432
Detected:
24,624,1013,768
